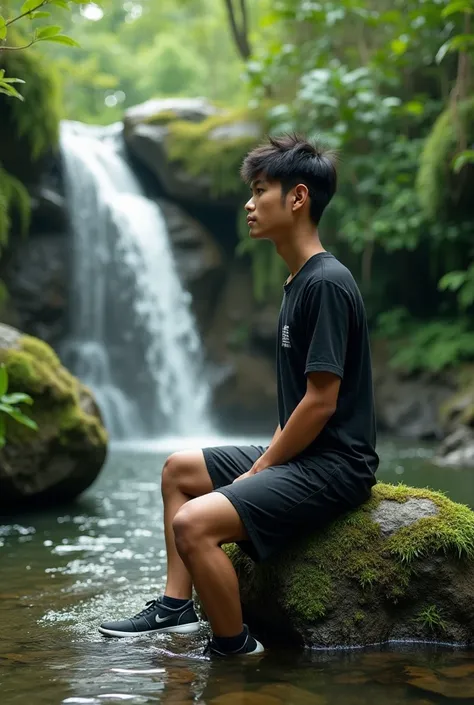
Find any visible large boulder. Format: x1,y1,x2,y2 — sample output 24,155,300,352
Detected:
372,343,453,440
0,323,107,507
124,98,262,207
225,483,474,648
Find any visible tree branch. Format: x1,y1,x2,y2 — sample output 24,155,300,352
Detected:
5,1,49,27
0,41,37,50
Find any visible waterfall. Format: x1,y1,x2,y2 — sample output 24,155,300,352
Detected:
59,120,211,440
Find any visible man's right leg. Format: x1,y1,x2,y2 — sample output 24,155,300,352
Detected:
161,451,214,599
98,450,213,638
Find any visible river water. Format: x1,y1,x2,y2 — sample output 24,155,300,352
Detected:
2,435,474,704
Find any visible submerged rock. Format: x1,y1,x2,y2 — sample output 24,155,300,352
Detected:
0,323,107,507
225,483,474,648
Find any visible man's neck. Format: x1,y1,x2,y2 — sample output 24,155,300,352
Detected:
276,228,326,282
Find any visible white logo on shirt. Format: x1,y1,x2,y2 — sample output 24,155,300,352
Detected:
282,324,291,348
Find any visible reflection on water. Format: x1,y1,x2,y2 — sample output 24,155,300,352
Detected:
2,435,474,704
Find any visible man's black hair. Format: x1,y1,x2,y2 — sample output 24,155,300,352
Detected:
241,133,338,225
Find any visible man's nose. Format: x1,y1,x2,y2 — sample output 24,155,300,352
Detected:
245,197,255,212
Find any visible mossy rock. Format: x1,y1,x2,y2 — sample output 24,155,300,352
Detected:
123,97,263,207
0,323,107,507
224,483,474,648
416,98,474,221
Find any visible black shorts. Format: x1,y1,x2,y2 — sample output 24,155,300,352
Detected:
202,444,376,562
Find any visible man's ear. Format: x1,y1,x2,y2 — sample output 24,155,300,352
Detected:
292,184,309,212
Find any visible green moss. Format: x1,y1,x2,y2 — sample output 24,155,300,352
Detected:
58,403,108,448
0,335,107,449
416,98,474,220
166,108,264,197
0,164,30,249
0,37,61,160
226,483,474,625
142,109,185,126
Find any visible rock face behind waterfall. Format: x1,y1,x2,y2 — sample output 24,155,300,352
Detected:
0,323,107,507
224,483,474,648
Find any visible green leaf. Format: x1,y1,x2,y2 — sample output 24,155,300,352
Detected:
0,83,24,100
3,407,38,430
0,366,7,397
36,25,62,39
0,15,6,41
1,77,26,84
21,0,44,13
38,34,79,46
438,271,467,292
391,38,408,55
442,1,474,18
50,0,71,8
452,150,474,173
29,11,51,19
2,392,34,405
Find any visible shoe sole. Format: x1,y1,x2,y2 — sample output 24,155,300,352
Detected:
98,622,200,638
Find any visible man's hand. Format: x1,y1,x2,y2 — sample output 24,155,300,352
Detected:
233,454,272,483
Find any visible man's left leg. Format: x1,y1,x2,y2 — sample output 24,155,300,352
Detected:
172,491,264,655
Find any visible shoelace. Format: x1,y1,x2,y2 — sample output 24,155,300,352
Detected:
133,599,161,619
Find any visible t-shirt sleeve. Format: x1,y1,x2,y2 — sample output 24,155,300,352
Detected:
304,280,350,379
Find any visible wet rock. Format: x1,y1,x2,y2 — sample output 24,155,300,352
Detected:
434,377,474,468
0,323,107,507
224,484,474,649
30,186,67,234
157,198,224,332
211,694,281,705
124,97,261,208
258,684,325,705
0,232,70,349
406,665,474,699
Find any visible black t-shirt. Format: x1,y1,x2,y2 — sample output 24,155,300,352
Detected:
276,252,378,476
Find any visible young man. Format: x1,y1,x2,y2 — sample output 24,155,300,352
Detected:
99,134,379,655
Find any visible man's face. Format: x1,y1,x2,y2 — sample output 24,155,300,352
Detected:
244,176,292,241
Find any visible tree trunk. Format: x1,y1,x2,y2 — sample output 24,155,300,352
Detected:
223,0,251,60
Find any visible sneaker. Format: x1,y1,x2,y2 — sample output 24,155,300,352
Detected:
98,598,200,638
204,625,264,656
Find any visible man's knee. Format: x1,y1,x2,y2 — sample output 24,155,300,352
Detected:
161,450,212,499
172,504,208,558
161,452,183,497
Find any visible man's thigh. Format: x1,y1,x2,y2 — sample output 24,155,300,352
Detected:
203,444,267,490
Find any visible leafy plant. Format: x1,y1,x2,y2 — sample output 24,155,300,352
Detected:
0,0,82,99
416,605,448,632
0,362,37,449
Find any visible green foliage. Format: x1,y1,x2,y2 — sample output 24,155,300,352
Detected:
416,99,474,221
0,0,81,99
0,362,38,449
376,311,474,373
0,163,30,248
416,605,448,633
226,482,474,624
0,40,61,158
439,263,474,310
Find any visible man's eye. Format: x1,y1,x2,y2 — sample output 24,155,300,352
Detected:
256,188,264,195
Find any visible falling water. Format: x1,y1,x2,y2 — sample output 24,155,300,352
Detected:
59,120,211,440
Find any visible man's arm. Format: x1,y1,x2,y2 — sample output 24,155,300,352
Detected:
250,372,340,473
234,372,340,482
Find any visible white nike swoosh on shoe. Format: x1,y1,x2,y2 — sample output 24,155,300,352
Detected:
155,614,173,624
